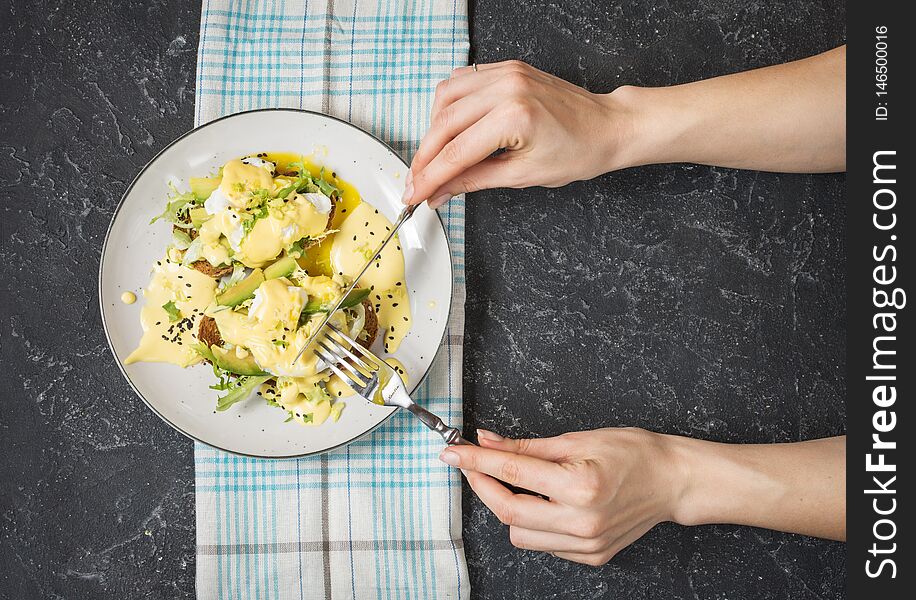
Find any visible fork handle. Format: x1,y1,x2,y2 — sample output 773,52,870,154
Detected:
405,403,472,446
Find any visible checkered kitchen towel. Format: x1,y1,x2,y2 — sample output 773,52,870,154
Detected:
192,2,470,599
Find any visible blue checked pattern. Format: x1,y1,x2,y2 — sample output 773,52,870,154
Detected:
193,2,470,599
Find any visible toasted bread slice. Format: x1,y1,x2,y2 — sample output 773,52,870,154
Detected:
191,260,234,278
197,315,223,348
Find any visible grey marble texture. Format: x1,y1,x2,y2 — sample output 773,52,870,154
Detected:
1,0,846,598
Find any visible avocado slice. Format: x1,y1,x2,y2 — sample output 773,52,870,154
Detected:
190,177,221,201
216,268,264,307
263,255,298,280
189,207,210,228
211,346,267,376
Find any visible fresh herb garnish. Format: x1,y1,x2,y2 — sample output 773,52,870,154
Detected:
181,236,204,266
162,301,182,322
316,167,339,198
242,204,270,236
275,165,313,199
150,183,196,225
250,188,271,204
287,238,308,258
215,375,272,412
171,229,193,250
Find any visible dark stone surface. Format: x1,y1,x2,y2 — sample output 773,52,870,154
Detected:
1,0,846,598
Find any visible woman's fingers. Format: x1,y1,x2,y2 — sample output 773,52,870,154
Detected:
405,109,514,205
550,520,657,566
551,551,615,567
464,471,581,535
412,91,502,180
508,526,608,554
440,442,572,498
449,61,508,78
433,61,527,112
424,155,525,207
429,66,503,122
476,429,575,462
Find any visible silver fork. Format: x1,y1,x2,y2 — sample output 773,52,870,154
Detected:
314,324,471,446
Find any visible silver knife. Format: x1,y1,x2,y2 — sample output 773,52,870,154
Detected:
291,202,418,365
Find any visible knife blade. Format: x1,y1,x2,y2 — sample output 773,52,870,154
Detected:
291,202,418,365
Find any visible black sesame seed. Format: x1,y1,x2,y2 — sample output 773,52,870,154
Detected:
392,302,399,307
395,282,401,286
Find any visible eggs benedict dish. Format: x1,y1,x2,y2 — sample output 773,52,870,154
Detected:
124,153,412,426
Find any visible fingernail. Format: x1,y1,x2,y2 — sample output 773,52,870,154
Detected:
401,180,414,205
477,429,504,442
439,450,460,466
405,169,413,186
429,193,451,209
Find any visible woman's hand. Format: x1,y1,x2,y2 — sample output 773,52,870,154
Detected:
441,429,846,565
439,427,686,566
403,60,638,208
406,47,846,208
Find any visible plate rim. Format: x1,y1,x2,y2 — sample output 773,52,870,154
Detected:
98,107,454,460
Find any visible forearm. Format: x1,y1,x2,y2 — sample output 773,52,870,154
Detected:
609,46,846,173
667,434,846,540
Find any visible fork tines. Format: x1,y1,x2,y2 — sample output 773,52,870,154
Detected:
326,324,380,365
314,324,381,395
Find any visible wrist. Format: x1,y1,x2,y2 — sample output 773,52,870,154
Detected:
600,84,698,170
663,435,788,528
652,433,697,524
598,85,658,171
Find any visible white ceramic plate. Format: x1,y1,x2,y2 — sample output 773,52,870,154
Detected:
99,109,452,458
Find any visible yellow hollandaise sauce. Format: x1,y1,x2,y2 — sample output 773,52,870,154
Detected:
125,259,217,367
196,158,333,268
263,377,343,427
330,202,412,353
264,152,363,276
128,152,412,427
209,276,346,380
